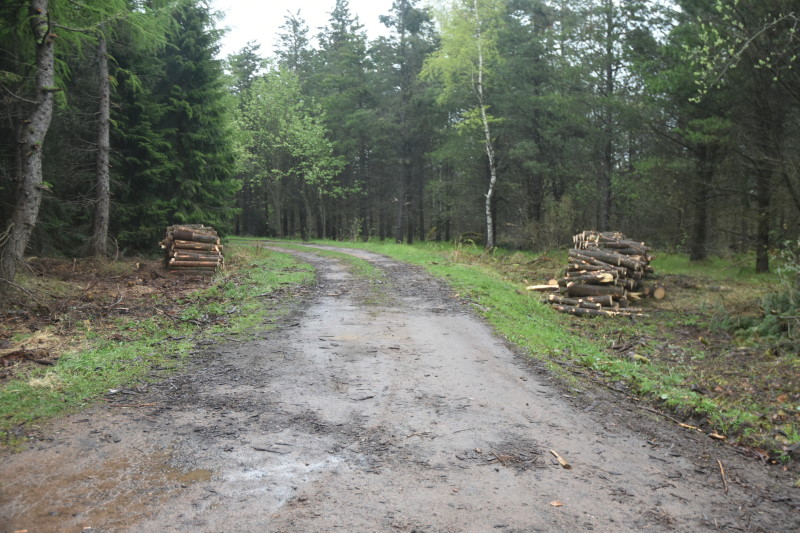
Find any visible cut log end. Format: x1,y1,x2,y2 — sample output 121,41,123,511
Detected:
652,284,666,300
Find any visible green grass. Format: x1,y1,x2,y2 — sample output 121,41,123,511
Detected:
655,252,778,283
5,237,795,464
303,240,603,376
229,238,388,305
0,245,314,445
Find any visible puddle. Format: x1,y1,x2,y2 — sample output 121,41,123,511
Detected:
0,446,215,531
166,467,214,484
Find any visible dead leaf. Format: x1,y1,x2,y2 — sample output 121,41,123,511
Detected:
549,501,564,507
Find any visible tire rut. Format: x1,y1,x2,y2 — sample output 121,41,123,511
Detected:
0,244,796,532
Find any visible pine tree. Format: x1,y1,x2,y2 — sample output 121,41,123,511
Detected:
114,1,238,249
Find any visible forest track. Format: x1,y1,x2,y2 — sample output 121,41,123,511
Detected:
1,244,797,532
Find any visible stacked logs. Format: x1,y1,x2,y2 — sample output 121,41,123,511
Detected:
530,231,663,317
160,224,223,275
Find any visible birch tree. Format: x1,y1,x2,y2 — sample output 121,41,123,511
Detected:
422,0,504,249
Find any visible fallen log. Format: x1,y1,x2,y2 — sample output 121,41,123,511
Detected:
580,294,616,307
567,263,623,274
546,294,603,310
563,272,617,284
171,229,220,244
566,283,625,298
172,240,222,251
168,268,216,275
550,303,645,318
173,251,224,262
526,284,561,292
571,248,644,271
169,259,221,268
567,252,628,274
652,283,666,300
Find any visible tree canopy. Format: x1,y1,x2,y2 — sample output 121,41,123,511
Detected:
1,0,798,282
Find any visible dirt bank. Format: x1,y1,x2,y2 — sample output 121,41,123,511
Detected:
1,245,797,532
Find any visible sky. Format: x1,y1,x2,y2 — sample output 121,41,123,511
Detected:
210,0,399,59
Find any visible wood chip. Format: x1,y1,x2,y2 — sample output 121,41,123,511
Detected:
550,449,571,469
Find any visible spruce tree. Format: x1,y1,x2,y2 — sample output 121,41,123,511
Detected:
115,1,238,250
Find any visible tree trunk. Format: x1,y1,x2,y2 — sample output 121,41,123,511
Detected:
90,35,111,257
299,186,309,241
395,172,407,243
417,169,425,242
597,0,615,232
0,0,56,286
474,0,498,250
755,164,771,273
689,145,714,261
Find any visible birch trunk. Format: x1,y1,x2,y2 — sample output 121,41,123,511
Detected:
474,0,498,250
0,0,56,286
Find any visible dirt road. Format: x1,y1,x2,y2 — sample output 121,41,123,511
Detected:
1,245,797,532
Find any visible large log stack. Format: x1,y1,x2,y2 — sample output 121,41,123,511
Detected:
531,231,663,317
160,224,224,275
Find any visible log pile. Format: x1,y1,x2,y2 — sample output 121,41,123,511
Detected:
528,231,664,317
160,224,223,275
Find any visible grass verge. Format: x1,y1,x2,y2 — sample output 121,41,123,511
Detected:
306,239,799,464
0,244,314,446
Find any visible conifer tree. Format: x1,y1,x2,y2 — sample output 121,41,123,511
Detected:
115,0,238,249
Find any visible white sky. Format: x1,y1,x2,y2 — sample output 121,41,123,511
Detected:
210,0,398,59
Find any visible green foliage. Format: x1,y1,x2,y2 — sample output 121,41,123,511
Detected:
113,1,239,250
422,0,504,106
726,240,800,344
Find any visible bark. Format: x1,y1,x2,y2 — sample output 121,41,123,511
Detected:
597,0,615,232
0,0,56,286
395,175,407,243
171,230,219,243
299,185,309,241
546,295,603,310
168,260,221,268
550,303,643,318
689,144,715,262
474,0,498,250
417,173,425,243
89,35,111,257
755,164,771,273
752,96,782,273
570,248,643,271
171,242,222,252
566,283,625,298
173,252,223,261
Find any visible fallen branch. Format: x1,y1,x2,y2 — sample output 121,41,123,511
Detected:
637,405,703,432
0,278,47,306
526,284,560,292
549,449,571,469
717,459,728,494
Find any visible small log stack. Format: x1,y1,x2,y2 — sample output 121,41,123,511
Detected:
528,231,664,317
160,224,223,275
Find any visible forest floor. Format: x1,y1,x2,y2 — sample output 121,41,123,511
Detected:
0,244,798,531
